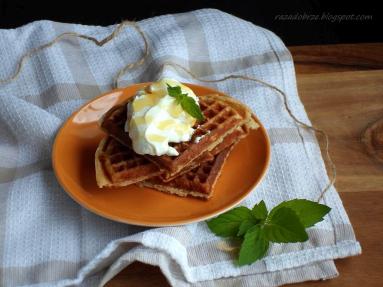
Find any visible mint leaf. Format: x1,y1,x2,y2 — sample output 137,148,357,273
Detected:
207,207,252,237
252,200,268,220
237,219,258,236
270,199,331,228
264,207,308,243
237,225,269,266
180,96,205,121
166,84,183,104
166,84,205,121
174,95,184,105
167,84,182,97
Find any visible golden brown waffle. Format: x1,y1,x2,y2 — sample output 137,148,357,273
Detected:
160,123,250,182
140,147,232,199
95,137,161,188
95,121,248,188
100,93,257,177
96,136,234,199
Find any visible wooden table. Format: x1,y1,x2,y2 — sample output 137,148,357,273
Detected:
107,44,383,287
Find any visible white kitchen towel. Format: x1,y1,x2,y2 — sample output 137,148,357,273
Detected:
0,9,361,287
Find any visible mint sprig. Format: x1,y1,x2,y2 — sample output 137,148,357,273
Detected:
167,84,204,121
207,199,331,266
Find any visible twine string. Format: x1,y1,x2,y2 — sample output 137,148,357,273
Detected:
0,20,149,87
0,21,335,203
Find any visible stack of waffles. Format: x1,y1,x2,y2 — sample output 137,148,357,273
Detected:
95,93,259,199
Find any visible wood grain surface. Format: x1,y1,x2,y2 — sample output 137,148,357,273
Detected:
106,43,383,287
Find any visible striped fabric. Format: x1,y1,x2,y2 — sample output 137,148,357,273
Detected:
0,9,360,287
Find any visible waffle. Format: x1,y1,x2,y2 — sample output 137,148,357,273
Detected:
140,147,232,199
95,120,249,188
100,93,257,177
95,136,233,199
161,122,251,182
95,137,162,188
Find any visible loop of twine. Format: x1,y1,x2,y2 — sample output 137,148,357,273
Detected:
0,20,149,88
0,20,335,203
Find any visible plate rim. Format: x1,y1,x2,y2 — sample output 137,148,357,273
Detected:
52,82,271,226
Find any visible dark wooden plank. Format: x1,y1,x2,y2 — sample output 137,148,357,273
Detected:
105,262,170,287
289,43,383,74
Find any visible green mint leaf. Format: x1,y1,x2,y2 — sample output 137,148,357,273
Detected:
252,200,268,220
270,199,331,228
264,207,308,243
237,219,258,236
173,94,184,105
237,225,269,266
207,207,252,237
167,84,182,97
180,96,205,121
166,84,205,121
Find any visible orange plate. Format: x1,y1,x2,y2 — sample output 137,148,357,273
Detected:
52,83,271,226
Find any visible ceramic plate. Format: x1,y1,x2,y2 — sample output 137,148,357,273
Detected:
52,83,271,226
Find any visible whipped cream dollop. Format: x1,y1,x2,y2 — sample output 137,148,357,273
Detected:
125,78,200,156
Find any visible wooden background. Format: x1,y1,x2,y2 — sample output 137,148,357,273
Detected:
107,43,383,287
